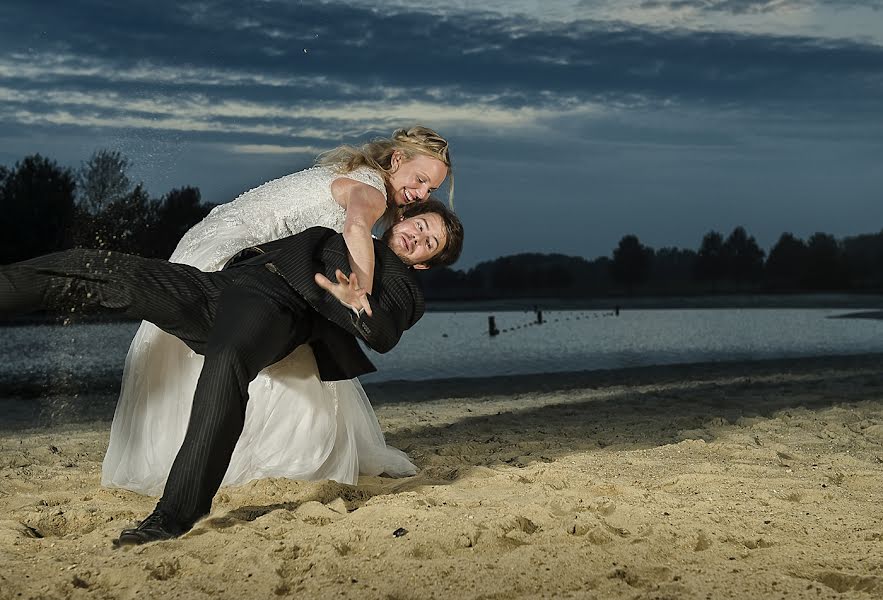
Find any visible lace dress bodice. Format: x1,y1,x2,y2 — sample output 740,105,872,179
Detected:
171,165,386,271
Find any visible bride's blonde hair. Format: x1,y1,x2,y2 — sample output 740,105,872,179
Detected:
317,125,454,207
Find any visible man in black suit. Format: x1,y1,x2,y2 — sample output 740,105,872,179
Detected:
0,199,463,544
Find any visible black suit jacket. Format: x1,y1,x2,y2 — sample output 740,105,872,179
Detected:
225,226,425,381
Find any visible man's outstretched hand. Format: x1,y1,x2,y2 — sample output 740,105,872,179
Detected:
314,269,373,318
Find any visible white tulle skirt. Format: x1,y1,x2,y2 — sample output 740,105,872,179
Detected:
101,323,416,497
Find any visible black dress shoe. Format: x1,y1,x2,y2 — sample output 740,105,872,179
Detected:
118,510,184,545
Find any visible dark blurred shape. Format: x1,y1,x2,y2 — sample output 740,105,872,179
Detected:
765,232,809,290
804,232,848,290
72,183,155,254
842,230,883,290
610,234,653,294
0,154,76,262
151,187,213,258
693,230,726,290
650,247,697,292
76,150,133,215
723,226,765,284
1,150,212,266
488,315,499,336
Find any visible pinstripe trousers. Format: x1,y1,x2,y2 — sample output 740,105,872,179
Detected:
0,249,313,529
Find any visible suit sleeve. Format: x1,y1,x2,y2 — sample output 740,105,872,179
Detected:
316,235,420,353
349,276,418,353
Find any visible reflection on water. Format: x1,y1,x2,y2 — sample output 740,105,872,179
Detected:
1,321,140,383
363,308,883,382
1,309,881,386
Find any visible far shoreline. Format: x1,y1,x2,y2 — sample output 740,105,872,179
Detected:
428,292,883,312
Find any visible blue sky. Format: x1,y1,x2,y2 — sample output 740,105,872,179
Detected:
1,0,881,267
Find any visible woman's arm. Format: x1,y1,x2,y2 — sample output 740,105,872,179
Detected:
330,177,388,296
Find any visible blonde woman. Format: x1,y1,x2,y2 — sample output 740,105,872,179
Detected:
103,126,452,495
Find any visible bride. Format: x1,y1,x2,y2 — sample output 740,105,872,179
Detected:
102,126,452,496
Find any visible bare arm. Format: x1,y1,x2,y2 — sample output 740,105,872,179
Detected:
331,178,388,295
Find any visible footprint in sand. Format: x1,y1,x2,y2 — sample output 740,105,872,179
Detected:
798,571,882,594
293,500,347,526
0,519,43,540
15,505,106,537
483,514,539,548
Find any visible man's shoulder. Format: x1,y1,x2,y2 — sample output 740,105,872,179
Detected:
251,226,336,251
373,243,425,320
304,225,336,235
297,226,338,242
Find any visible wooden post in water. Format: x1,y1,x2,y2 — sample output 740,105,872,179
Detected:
536,310,543,324
488,316,500,336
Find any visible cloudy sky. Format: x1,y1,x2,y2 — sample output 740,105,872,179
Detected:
1,0,881,267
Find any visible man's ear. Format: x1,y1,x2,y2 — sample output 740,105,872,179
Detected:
412,263,430,271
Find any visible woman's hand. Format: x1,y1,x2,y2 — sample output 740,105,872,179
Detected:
314,269,373,318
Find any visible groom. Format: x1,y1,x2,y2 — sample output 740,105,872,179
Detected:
0,199,463,544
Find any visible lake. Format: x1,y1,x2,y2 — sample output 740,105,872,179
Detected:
2,308,882,385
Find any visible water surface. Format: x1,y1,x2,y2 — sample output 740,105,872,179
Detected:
2,308,880,385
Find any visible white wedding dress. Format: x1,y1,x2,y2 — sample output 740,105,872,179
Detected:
101,165,417,497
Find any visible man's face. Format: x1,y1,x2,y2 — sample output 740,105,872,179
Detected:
383,212,447,270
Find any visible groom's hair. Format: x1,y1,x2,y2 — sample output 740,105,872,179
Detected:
392,198,464,268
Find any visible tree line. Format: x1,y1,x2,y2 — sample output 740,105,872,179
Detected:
2,151,881,300
0,151,213,263
417,226,883,300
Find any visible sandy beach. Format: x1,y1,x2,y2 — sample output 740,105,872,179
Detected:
1,354,882,599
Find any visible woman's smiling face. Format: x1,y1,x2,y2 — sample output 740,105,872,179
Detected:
387,152,448,206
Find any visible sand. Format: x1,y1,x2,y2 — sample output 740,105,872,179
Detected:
1,354,882,599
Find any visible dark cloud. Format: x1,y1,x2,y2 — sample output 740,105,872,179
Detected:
639,0,881,13
2,1,882,266
2,0,881,116
639,1,804,14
